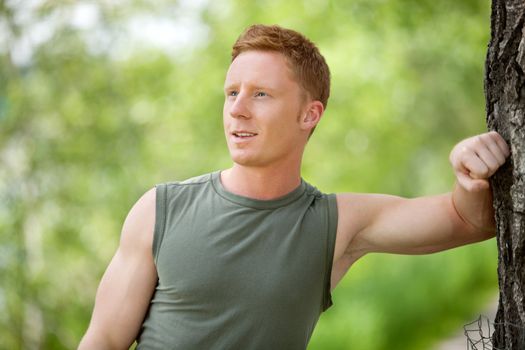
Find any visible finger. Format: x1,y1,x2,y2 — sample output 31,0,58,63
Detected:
456,171,490,192
479,132,507,165
487,131,511,158
461,151,490,179
474,144,502,173
483,139,507,165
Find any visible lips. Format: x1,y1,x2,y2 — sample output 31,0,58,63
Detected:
231,131,258,138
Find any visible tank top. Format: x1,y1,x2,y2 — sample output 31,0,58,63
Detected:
136,171,338,349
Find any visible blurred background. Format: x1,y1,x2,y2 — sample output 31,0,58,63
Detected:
0,0,498,349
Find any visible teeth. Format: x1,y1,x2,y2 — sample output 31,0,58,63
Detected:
235,132,256,137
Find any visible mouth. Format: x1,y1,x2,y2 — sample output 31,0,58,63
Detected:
231,131,258,139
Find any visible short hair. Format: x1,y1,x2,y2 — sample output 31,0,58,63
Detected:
231,24,331,110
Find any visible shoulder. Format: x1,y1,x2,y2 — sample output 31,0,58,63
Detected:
128,172,213,237
176,172,213,185
154,172,215,209
120,187,157,252
160,172,213,189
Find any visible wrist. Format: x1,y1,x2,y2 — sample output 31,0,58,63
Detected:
451,182,496,234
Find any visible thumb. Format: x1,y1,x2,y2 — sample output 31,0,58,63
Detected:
456,171,490,192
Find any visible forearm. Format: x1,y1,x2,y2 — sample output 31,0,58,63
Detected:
451,181,496,235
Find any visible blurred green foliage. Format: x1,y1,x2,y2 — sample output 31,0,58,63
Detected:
0,0,497,349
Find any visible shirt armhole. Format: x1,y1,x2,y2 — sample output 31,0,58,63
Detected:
152,183,167,265
322,193,338,311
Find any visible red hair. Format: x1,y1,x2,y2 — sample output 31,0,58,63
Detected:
232,24,331,109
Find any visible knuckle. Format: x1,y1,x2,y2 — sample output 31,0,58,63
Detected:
472,136,484,147
459,145,471,158
489,133,501,144
489,162,499,172
490,131,502,139
480,166,490,178
485,131,498,141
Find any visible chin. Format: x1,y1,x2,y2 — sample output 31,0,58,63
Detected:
230,156,257,167
229,151,264,167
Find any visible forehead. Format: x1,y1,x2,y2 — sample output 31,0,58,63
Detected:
224,51,298,89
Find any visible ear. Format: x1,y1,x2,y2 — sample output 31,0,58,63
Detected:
300,100,324,132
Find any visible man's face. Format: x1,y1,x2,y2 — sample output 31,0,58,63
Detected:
223,50,308,168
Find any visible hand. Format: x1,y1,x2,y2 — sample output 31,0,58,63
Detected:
449,131,510,192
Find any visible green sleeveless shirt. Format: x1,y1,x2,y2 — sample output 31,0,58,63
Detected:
136,171,338,349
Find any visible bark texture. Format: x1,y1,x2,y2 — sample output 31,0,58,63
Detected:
485,0,525,348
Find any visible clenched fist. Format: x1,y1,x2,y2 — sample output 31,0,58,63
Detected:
449,131,510,192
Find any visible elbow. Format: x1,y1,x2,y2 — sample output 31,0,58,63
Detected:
78,333,108,350
78,329,130,350
78,335,104,350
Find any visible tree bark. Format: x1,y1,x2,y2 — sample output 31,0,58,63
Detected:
486,0,525,348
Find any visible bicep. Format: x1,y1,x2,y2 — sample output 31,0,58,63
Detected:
337,192,477,257
80,188,158,349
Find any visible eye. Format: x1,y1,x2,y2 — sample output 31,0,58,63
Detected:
227,90,238,97
255,91,267,97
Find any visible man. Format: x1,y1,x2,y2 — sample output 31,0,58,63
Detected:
79,24,510,349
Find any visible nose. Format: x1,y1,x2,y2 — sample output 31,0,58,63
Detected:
228,92,250,119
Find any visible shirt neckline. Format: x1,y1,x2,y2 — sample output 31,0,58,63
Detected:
210,170,307,210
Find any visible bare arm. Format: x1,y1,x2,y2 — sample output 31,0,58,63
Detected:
449,131,510,233
78,188,158,350
331,132,510,287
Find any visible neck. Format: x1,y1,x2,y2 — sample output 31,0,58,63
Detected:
220,162,302,200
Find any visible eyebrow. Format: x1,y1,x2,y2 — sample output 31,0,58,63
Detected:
223,83,279,92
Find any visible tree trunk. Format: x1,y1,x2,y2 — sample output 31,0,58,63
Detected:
485,0,525,348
